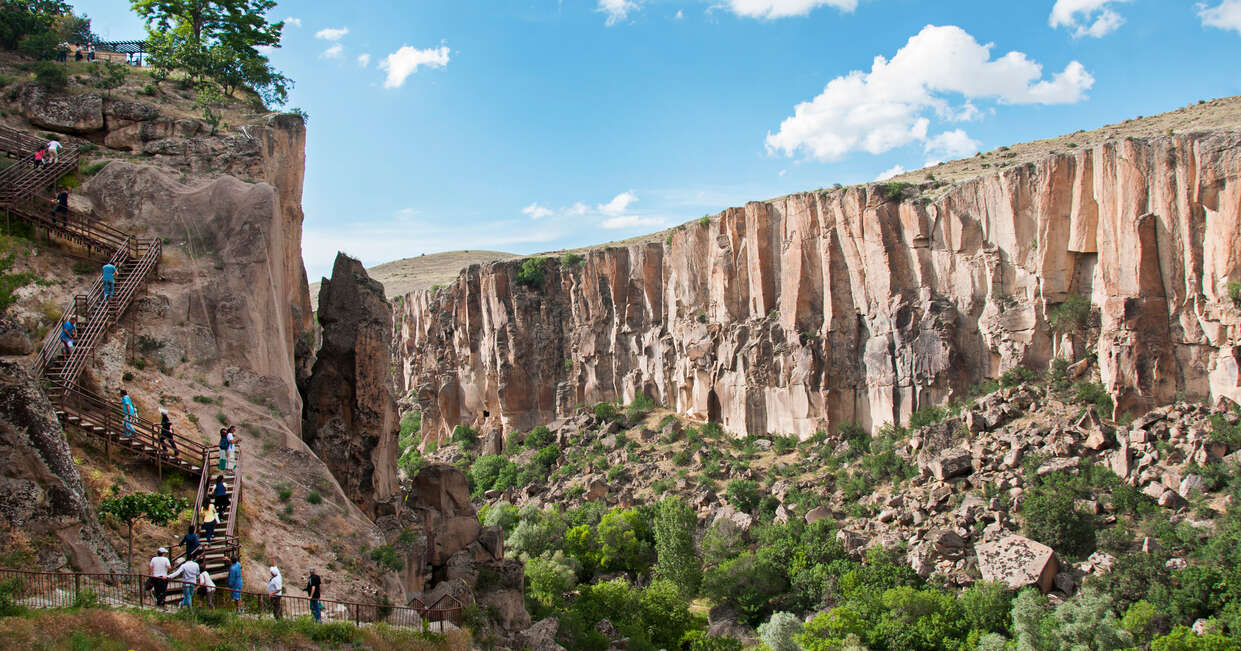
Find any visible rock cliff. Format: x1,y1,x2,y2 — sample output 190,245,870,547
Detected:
397,131,1241,439
0,360,122,573
302,253,400,518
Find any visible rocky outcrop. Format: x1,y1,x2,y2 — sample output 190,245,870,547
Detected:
976,535,1059,593
397,132,1241,439
0,360,121,573
301,253,399,518
20,84,104,133
81,113,315,437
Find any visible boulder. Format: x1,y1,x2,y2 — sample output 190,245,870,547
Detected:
1179,474,1206,497
975,535,1058,593
712,506,754,535
20,84,103,133
102,97,159,122
836,529,868,556
0,317,32,356
925,449,972,481
518,617,566,651
805,506,832,524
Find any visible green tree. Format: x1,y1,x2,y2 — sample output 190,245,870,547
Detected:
1022,488,1097,560
759,611,804,651
0,1,69,52
525,550,579,610
131,0,289,104
596,508,652,574
98,491,188,571
653,497,701,598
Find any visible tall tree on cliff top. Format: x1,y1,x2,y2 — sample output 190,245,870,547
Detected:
131,0,290,105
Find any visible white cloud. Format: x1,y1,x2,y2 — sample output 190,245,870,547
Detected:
725,0,857,19
283,17,302,28
778,169,787,176
766,25,1094,161
675,9,685,19
601,215,664,229
598,191,638,216
315,26,349,41
568,202,591,216
320,44,343,59
357,53,371,67
875,165,905,181
1050,0,1127,38
379,45,451,89
924,129,981,161
1200,0,1241,34
599,0,640,26
522,202,554,219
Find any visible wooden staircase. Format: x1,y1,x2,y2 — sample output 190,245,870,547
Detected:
2,124,242,581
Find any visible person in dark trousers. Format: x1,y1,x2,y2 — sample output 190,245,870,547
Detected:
217,428,229,471
101,261,117,301
159,408,178,456
213,475,230,516
51,189,69,228
179,525,199,560
200,500,218,542
148,547,171,610
267,566,283,620
304,569,322,622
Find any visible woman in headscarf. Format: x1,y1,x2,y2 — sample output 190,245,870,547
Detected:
267,566,283,620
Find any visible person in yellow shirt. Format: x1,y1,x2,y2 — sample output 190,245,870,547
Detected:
201,501,219,542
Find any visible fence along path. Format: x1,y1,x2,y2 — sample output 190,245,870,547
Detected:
0,568,464,629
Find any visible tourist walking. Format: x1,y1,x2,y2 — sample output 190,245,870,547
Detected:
304,568,322,622
33,147,44,167
201,501,218,542
228,556,243,612
59,318,75,355
267,566,283,620
159,408,178,456
198,567,216,608
213,475,230,516
179,525,199,560
51,188,69,228
227,425,239,469
45,139,61,164
148,547,171,610
120,389,137,437
168,553,201,609
217,428,229,471
101,261,116,301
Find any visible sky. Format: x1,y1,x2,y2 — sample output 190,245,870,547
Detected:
74,0,1241,280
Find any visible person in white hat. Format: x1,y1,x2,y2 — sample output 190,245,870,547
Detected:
148,547,171,609
267,566,283,619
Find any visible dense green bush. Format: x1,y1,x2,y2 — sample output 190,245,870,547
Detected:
653,497,701,597
593,401,620,422
450,424,478,447
1022,485,1097,560
1074,381,1114,417
724,479,761,514
1049,293,1093,335
516,257,547,288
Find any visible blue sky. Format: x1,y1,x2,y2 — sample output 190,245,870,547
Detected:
76,0,1241,280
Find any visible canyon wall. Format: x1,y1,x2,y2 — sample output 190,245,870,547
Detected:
397,132,1241,440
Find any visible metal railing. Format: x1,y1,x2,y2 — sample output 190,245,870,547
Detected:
30,239,130,378
53,382,210,473
0,568,464,627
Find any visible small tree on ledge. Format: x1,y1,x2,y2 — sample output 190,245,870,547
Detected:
99,491,188,572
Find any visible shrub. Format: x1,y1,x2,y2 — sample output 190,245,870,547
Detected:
515,257,547,288
594,402,620,422
33,61,67,89
1049,294,1092,335
1000,365,1038,388
759,611,804,651
276,483,293,502
369,544,404,571
306,490,322,505
626,393,656,420
1048,357,1072,391
525,425,554,449
560,252,584,267
907,404,947,430
1229,281,1241,306
725,479,761,514
81,161,109,177
1074,381,1114,417
450,424,478,448
470,455,515,495
878,181,913,200
702,552,786,626
699,215,711,227
1022,489,1096,559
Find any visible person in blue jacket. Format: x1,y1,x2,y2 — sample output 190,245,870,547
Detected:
227,556,243,612
121,389,137,437
59,318,75,355
101,262,116,300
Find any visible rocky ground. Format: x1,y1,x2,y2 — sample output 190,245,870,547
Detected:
420,365,1240,611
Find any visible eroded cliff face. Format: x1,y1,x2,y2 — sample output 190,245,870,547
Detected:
82,114,315,435
302,253,399,518
397,132,1241,440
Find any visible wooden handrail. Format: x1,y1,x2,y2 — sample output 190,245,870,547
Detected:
54,381,210,464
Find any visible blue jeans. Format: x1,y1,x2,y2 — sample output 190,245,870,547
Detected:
311,599,321,621
180,585,193,608
103,279,114,299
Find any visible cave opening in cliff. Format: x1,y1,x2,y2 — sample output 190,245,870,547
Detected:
707,389,721,424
